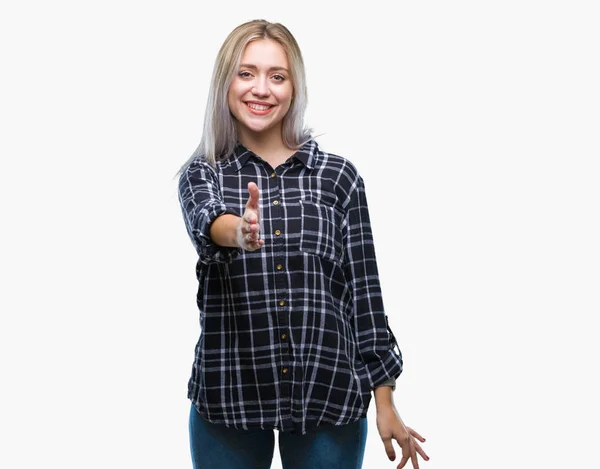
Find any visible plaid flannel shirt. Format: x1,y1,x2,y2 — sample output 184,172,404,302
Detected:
178,139,402,435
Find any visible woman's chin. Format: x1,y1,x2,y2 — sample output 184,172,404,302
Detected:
242,122,279,136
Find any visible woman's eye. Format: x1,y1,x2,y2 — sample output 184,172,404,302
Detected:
238,71,285,81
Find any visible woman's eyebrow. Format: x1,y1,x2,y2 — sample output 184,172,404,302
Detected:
239,63,289,73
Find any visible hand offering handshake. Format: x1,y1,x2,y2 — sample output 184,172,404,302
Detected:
236,182,265,252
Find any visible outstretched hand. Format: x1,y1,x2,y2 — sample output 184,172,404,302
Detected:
376,405,429,468
236,182,265,251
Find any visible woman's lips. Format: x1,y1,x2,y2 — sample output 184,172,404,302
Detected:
246,102,274,115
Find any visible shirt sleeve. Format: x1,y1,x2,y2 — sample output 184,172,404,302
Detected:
178,159,242,265
376,376,397,391
342,174,403,390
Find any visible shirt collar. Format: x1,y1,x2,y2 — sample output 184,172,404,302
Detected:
226,139,318,172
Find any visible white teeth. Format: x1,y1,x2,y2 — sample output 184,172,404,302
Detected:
247,103,271,111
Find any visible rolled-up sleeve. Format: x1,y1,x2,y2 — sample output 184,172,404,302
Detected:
178,159,242,265
342,174,403,389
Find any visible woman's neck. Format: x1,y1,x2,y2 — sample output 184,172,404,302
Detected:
237,128,297,168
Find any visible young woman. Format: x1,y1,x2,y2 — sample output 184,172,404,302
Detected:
177,19,429,469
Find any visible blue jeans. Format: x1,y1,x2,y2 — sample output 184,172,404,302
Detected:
189,404,368,469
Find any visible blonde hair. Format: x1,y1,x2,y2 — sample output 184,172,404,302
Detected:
175,19,313,177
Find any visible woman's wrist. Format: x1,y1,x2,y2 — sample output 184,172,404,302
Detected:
373,385,394,411
210,214,242,247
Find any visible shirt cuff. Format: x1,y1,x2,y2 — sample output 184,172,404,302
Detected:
195,206,242,265
375,376,397,391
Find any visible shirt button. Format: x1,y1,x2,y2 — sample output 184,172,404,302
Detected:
281,333,287,340
270,172,276,178
276,264,283,271
282,368,288,374
273,200,279,205
275,229,281,236
279,300,285,306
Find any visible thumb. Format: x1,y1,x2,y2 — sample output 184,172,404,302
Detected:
382,438,396,461
247,182,260,209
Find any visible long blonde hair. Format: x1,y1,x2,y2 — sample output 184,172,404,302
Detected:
175,19,313,177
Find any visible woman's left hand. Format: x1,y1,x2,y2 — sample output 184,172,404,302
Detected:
376,405,429,468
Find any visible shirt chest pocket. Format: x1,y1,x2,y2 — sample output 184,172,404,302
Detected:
299,199,345,265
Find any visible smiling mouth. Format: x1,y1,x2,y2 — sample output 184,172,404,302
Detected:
246,103,273,111
245,102,274,116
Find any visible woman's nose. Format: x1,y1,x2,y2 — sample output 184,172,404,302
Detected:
252,78,270,97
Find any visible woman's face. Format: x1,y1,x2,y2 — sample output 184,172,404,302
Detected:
228,39,294,141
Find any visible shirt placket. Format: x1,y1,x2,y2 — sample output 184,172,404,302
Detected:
269,167,294,432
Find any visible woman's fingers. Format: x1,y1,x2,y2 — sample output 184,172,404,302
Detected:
408,427,426,442
382,438,396,461
395,434,410,469
413,440,430,462
397,455,410,469
246,239,264,251
243,223,258,235
247,182,260,210
240,183,263,251
240,220,264,250
237,214,263,251
394,430,428,469
240,208,262,249
410,445,420,469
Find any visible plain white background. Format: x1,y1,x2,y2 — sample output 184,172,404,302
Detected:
1,1,598,468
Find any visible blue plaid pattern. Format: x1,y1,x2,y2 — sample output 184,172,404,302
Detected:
178,139,402,435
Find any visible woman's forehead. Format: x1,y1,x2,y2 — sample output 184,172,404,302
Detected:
239,39,289,68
